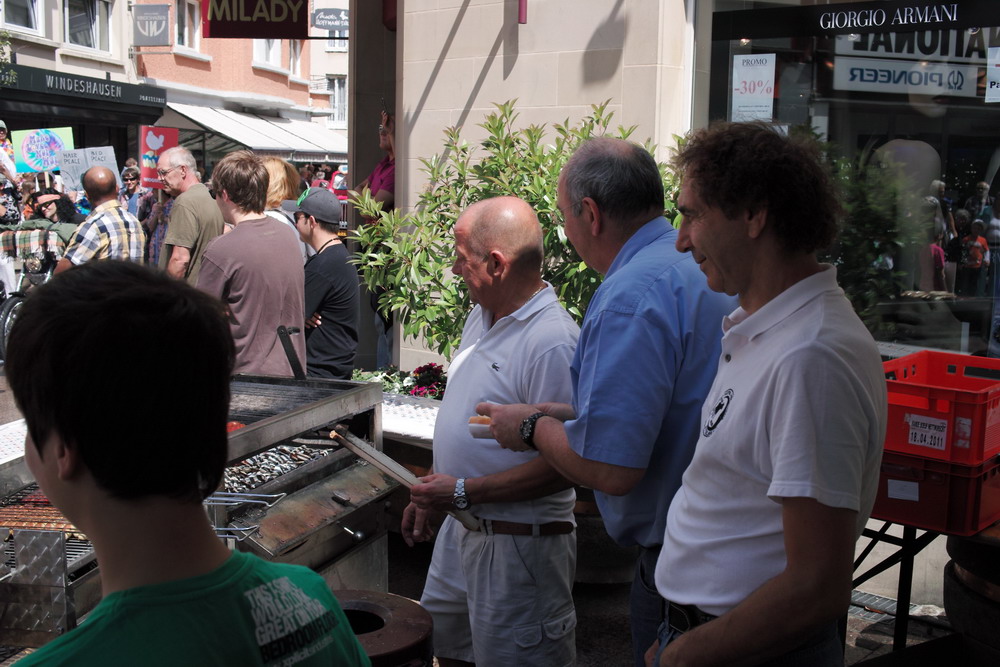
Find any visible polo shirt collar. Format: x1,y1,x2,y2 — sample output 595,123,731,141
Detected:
723,264,842,340
606,216,673,278
480,281,557,329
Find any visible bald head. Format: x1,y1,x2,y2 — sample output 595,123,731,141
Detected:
460,197,543,274
82,166,118,205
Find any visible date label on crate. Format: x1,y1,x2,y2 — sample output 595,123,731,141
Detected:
905,413,948,451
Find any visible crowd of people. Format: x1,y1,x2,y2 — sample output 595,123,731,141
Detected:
0,116,381,380
4,116,970,666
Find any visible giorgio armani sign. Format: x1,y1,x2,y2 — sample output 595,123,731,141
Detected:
714,0,994,41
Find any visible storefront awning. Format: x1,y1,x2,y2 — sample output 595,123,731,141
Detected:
165,102,347,163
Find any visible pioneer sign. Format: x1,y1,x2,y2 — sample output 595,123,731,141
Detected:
202,0,307,39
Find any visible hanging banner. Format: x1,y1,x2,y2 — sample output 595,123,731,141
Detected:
988,47,1000,103
12,127,75,173
139,126,179,190
59,146,121,191
202,0,308,39
731,54,776,122
134,4,172,47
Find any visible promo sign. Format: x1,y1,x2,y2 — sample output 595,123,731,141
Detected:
12,127,75,173
731,54,776,122
202,0,307,39
134,4,171,47
59,147,121,192
140,126,179,190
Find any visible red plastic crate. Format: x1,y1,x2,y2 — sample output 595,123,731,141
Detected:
883,351,1000,465
871,450,1000,536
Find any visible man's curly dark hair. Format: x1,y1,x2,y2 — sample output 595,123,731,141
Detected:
672,122,842,254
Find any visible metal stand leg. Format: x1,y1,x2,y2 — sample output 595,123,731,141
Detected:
893,525,916,651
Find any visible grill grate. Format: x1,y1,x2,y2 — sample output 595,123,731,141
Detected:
0,484,78,533
228,382,348,422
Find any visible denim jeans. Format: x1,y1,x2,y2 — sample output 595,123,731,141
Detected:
630,545,665,667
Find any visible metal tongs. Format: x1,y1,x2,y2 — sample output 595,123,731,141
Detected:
204,491,287,508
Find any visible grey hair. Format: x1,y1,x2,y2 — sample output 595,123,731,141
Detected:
160,146,196,170
562,138,664,225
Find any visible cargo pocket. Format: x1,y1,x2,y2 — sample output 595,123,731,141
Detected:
513,608,577,667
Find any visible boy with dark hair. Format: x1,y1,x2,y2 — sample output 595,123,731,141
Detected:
6,261,369,666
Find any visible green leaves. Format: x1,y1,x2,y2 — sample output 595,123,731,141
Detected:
349,100,681,358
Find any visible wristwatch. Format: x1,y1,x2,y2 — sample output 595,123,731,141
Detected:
453,477,470,510
519,412,547,450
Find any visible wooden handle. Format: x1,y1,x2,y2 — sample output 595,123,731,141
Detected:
331,428,480,531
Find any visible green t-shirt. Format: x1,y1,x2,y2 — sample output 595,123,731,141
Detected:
17,551,370,667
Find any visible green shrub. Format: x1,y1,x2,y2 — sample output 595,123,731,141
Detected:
350,100,680,358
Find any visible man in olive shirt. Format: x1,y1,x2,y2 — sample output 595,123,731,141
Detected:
156,146,224,285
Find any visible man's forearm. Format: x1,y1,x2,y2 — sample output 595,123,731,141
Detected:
465,457,573,505
166,247,191,279
533,416,644,495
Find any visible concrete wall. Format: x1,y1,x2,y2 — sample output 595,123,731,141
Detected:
390,0,696,369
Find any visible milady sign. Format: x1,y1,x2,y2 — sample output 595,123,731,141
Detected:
819,3,957,31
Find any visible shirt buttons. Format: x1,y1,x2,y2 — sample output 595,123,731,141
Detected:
724,354,732,362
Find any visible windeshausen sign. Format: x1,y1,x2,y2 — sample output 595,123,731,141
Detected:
202,0,307,39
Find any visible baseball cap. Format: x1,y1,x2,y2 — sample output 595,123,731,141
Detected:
281,187,342,224
0,120,6,130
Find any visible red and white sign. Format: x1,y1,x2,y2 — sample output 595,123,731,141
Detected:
202,0,308,39
139,126,179,190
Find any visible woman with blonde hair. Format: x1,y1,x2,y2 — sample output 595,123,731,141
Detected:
262,157,310,262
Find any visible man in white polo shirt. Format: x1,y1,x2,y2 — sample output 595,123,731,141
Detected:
400,196,579,667
648,122,888,666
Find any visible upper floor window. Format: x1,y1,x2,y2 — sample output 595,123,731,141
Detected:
3,0,40,31
253,39,281,67
176,0,200,49
328,76,347,127
66,0,111,51
289,39,302,77
326,28,348,52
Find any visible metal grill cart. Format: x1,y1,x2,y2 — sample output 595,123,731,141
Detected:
0,375,401,648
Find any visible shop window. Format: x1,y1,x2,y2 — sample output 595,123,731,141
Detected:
3,0,40,31
289,39,302,77
176,0,200,49
707,0,1000,355
66,0,111,51
327,27,348,52
253,39,282,68
328,76,347,128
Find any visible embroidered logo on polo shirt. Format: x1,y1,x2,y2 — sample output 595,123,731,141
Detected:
491,362,501,372
703,388,733,437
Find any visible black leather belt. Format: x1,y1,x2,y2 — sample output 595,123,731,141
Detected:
666,600,717,633
475,519,575,536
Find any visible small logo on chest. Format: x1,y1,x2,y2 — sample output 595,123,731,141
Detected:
703,388,733,437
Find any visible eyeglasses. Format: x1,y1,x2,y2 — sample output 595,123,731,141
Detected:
123,177,138,182
157,165,180,178
208,187,216,200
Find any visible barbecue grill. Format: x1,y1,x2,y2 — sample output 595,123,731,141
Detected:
0,375,396,649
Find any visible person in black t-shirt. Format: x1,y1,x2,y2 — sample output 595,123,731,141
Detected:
283,188,359,379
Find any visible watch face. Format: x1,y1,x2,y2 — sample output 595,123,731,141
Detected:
519,419,533,443
454,496,470,510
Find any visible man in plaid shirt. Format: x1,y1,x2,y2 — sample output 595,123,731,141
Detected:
55,166,146,274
